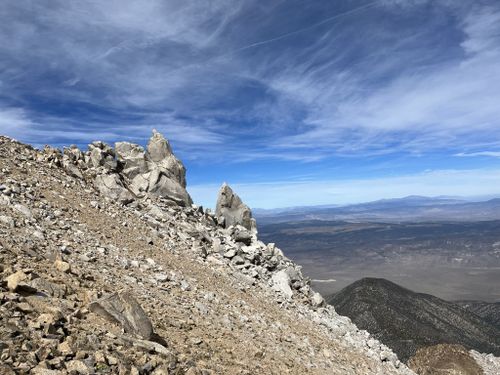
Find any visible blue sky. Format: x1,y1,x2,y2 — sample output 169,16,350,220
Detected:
1,0,500,208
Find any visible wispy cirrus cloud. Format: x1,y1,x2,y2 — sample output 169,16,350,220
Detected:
264,3,500,157
2,0,499,161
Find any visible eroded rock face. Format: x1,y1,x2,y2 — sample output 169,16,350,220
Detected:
89,291,154,341
215,183,256,231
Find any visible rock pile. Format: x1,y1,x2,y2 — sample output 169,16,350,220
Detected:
0,132,469,374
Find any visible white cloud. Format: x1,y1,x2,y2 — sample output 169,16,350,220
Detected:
0,107,35,138
455,151,500,158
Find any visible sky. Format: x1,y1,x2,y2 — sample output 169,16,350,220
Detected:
1,0,500,208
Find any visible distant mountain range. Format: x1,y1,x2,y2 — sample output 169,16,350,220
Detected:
326,278,500,362
254,196,500,224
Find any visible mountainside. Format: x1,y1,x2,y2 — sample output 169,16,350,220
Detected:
0,134,416,374
455,301,500,329
326,278,500,363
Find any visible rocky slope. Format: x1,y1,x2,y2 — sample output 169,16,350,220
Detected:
0,133,416,374
326,278,500,364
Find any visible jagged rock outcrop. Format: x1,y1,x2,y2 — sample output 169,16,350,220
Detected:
113,130,192,206
215,183,256,231
43,129,193,207
0,134,423,374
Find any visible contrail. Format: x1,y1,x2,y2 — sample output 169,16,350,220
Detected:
162,1,382,76
225,1,381,56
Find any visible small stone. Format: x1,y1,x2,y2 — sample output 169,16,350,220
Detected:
13,203,32,218
5,270,36,293
191,337,203,345
155,273,169,282
58,340,74,356
54,259,71,273
232,255,245,265
311,292,324,307
66,360,90,374
95,351,106,363
180,280,190,291
16,302,33,313
194,302,209,315
106,355,118,366
223,249,236,259
6,270,26,290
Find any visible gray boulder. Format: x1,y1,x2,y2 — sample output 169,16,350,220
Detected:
89,291,154,340
233,226,253,245
63,145,84,162
215,183,256,231
114,142,149,180
271,270,293,299
94,174,133,204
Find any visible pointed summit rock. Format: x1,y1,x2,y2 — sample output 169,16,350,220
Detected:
215,183,256,231
147,129,173,163
147,129,187,188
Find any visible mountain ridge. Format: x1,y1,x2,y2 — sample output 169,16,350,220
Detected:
326,278,500,363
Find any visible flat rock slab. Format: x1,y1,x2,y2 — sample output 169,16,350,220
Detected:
89,291,154,340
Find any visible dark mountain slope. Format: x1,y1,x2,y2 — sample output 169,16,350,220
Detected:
326,278,500,362
455,301,500,329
